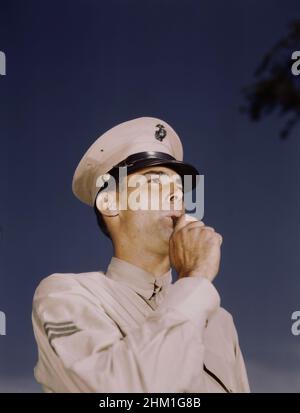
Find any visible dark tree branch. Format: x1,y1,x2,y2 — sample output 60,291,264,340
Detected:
241,20,300,139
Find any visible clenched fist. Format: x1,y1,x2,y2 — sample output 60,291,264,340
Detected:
169,214,223,282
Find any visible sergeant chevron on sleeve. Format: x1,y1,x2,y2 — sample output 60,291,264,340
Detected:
32,117,250,393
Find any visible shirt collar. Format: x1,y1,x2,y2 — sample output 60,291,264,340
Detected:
105,256,173,300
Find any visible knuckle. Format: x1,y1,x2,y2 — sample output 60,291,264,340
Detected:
186,222,204,230
197,221,205,227
203,226,215,232
201,228,214,238
211,233,222,244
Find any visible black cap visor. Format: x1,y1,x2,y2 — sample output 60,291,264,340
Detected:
108,151,199,192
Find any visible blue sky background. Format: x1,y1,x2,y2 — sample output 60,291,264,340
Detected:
0,0,299,392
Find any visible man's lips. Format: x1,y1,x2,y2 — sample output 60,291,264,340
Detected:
164,213,181,227
171,216,178,227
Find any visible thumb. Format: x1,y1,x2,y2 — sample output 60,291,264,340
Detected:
172,214,198,234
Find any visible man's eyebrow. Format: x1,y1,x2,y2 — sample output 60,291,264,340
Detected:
139,170,183,186
140,170,167,175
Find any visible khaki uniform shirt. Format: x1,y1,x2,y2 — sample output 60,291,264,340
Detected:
32,257,250,393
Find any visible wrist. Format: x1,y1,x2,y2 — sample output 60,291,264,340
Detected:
178,267,211,280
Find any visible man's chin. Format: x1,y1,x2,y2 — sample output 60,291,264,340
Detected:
154,231,171,251
162,228,174,245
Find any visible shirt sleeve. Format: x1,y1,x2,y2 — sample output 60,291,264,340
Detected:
32,274,220,393
230,315,251,393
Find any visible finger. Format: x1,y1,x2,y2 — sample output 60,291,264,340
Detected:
185,221,206,231
201,226,215,232
187,224,213,232
173,215,204,234
185,214,199,222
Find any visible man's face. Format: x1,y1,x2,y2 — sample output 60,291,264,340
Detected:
117,165,185,255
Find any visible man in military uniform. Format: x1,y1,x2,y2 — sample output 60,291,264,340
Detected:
32,117,250,393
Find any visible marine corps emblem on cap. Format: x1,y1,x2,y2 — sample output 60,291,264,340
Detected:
155,124,167,141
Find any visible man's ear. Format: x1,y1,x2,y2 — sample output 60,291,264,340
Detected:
95,191,119,217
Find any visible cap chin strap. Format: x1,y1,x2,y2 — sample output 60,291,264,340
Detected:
112,151,176,168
